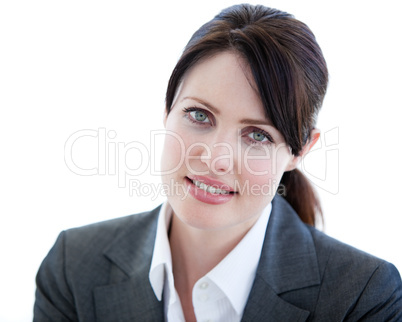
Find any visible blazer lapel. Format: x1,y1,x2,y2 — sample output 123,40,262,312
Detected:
93,206,164,321
241,276,310,321
92,196,321,321
242,195,321,321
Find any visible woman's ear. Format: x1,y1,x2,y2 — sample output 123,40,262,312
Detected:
285,129,320,171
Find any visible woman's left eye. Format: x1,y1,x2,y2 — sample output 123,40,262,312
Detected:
248,131,268,142
245,129,274,145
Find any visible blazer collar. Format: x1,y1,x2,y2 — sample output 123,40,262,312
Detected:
242,195,321,321
94,206,164,321
103,206,161,277
94,196,320,321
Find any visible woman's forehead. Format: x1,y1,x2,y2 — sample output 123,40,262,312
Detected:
177,52,265,115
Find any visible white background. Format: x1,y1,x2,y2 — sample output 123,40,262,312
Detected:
1,0,401,320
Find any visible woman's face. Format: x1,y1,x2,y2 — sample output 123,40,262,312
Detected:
161,51,298,232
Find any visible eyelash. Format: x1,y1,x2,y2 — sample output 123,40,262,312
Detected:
183,107,214,126
182,106,274,145
243,128,274,145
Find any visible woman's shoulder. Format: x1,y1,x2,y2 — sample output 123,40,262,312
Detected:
275,195,397,276
36,205,162,297
34,206,162,320
49,205,162,272
271,195,401,316
308,224,396,276
305,226,402,319
63,205,161,244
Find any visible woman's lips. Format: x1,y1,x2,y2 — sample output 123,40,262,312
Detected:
185,176,236,205
187,175,235,192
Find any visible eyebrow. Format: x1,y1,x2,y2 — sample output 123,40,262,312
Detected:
240,118,272,126
181,96,220,115
181,96,273,126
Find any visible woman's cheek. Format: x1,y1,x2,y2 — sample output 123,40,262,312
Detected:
245,144,293,177
240,153,289,196
242,159,273,182
161,129,186,175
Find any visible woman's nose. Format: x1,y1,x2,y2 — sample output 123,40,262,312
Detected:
200,138,236,175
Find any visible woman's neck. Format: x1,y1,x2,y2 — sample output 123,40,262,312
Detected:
168,211,258,321
169,212,252,289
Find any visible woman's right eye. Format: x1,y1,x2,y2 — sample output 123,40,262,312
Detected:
191,110,209,122
183,107,213,125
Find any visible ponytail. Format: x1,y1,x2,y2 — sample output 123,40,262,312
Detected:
280,169,322,227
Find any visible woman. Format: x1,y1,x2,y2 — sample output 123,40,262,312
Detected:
34,4,402,321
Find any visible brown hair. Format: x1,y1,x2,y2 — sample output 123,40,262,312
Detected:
165,4,328,226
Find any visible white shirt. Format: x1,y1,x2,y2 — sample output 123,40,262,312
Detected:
149,201,271,322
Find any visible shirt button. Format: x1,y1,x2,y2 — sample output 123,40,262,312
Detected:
199,281,209,289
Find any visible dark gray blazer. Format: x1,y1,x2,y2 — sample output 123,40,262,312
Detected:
34,195,402,321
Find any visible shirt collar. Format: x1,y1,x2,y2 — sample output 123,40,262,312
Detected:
149,201,272,315
149,201,174,302
206,203,271,315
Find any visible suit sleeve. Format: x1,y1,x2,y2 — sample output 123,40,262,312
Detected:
347,261,402,321
34,231,78,321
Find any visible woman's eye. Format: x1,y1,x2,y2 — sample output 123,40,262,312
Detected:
248,131,268,142
183,107,214,126
191,110,208,122
189,110,210,123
